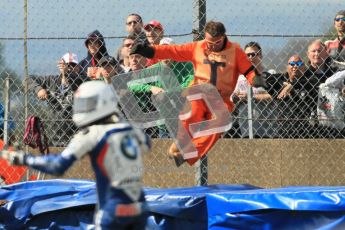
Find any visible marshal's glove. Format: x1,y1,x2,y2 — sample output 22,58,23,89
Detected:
130,43,155,58
252,75,268,89
0,150,26,165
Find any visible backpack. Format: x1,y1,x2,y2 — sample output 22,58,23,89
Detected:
23,116,50,154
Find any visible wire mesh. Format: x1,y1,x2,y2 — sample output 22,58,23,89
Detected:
0,0,345,187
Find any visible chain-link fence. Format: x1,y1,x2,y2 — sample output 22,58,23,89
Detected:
1,0,345,187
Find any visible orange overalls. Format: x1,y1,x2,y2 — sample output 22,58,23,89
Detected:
153,39,256,165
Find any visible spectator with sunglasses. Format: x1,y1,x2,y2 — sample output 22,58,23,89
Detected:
116,34,136,73
113,14,148,72
231,41,277,138
325,10,345,70
266,55,313,138
130,20,267,165
29,52,88,146
125,13,149,45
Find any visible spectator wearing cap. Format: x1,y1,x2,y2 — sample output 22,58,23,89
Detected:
79,30,110,78
125,13,149,45
144,20,164,67
145,20,164,46
325,10,345,66
29,52,88,146
96,55,123,84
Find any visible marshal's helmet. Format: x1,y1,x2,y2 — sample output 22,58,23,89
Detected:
72,81,119,127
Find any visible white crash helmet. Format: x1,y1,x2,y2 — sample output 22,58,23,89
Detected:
73,81,119,127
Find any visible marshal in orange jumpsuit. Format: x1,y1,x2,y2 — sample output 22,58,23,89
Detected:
152,37,256,165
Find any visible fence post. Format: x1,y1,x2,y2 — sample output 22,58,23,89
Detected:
193,0,207,186
192,0,206,41
23,0,36,180
3,74,10,145
247,86,254,139
24,0,29,127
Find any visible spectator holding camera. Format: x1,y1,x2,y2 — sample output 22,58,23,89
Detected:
29,52,88,146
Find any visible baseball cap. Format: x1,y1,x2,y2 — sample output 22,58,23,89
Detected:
160,37,175,45
144,20,163,31
61,52,78,64
98,55,118,68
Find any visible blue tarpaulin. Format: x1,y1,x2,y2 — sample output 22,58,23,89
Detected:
1,179,345,229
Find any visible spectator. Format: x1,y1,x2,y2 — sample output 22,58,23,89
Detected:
96,55,123,84
144,20,165,67
3,81,151,229
29,52,88,146
232,41,277,138
116,35,136,73
158,37,194,88
325,10,345,69
266,55,312,138
79,30,110,77
131,20,266,165
125,13,148,45
144,20,164,46
128,37,194,138
305,39,336,82
113,14,147,69
304,40,339,137
127,53,159,137
317,70,345,134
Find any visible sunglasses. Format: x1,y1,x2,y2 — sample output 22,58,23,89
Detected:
335,17,345,22
124,43,134,47
246,52,258,58
126,21,139,25
205,36,224,46
288,61,303,67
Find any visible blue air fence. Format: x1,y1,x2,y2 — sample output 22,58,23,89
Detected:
0,0,345,187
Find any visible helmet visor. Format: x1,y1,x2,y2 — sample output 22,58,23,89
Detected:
73,95,98,113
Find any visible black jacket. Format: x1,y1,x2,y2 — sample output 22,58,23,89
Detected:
79,30,109,75
29,72,88,113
